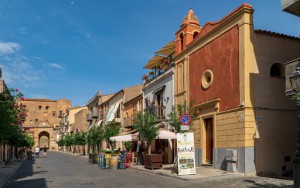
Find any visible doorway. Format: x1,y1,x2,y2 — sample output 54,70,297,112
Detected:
204,118,213,164
39,131,50,149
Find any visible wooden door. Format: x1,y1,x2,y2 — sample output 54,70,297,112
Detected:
205,118,213,164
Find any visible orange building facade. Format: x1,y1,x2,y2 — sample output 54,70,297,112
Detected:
174,4,300,176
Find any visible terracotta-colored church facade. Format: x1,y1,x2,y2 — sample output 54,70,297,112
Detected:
174,4,300,176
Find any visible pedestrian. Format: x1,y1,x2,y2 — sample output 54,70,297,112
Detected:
42,145,47,158
34,146,40,158
27,148,33,160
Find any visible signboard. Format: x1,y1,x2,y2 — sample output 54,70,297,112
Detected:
180,126,189,131
180,113,190,131
177,133,196,176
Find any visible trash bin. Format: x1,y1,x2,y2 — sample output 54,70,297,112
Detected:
117,153,126,169
98,154,106,170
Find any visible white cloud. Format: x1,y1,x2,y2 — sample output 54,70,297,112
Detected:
48,63,64,69
0,42,20,54
0,55,45,88
20,27,27,34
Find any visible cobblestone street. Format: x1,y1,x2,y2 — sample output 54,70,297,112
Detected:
3,151,293,188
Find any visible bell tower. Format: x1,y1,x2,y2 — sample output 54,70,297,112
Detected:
175,9,201,55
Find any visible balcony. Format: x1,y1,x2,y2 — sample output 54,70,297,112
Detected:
115,118,121,123
92,110,98,118
144,105,166,121
86,113,93,121
58,111,64,118
124,116,134,128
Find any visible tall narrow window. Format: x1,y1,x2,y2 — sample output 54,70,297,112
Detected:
193,31,199,39
178,64,184,92
180,33,184,51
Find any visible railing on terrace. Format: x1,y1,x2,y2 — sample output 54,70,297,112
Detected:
144,62,174,84
86,113,93,121
92,109,98,118
144,105,166,121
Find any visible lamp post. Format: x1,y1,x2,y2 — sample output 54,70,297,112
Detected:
289,66,300,188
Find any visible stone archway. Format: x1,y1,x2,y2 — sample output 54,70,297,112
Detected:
39,131,50,149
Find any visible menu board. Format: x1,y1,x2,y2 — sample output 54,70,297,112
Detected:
177,133,196,175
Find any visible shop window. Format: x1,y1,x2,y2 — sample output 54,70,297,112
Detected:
270,63,284,77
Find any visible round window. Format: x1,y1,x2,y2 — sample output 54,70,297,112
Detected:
201,70,213,89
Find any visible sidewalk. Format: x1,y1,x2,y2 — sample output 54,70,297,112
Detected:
0,158,26,187
130,163,244,181
59,151,245,181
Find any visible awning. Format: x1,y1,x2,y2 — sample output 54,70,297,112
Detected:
135,130,176,140
105,103,120,122
144,55,167,69
157,130,177,139
152,85,166,94
110,134,137,142
155,41,175,56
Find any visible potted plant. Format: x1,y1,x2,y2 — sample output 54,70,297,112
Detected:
133,111,162,169
124,141,131,152
104,120,120,169
142,74,148,81
149,71,154,76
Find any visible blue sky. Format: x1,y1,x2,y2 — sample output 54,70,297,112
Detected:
0,0,299,106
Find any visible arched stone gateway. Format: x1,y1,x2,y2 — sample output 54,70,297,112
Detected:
39,131,50,149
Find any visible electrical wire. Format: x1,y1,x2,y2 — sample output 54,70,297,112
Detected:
0,0,12,28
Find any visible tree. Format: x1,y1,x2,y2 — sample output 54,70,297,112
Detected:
87,124,105,154
57,137,65,147
74,131,87,154
0,89,26,146
75,131,86,146
24,134,35,147
124,141,131,151
168,101,197,133
133,111,159,154
65,134,75,151
104,120,120,150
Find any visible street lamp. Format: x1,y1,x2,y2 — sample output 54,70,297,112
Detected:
289,65,300,188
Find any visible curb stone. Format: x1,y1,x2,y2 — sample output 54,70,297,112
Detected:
131,166,245,182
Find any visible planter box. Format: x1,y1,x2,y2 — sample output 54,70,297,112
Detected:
144,154,163,170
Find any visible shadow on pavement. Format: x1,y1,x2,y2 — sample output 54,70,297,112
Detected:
243,179,293,188
4,158,47,188
5,178,47,188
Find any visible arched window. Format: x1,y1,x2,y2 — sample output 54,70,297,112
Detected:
180,33,184,51
193,31,199,39
270,63,284,77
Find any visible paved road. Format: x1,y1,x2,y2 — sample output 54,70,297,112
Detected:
4,151,293,188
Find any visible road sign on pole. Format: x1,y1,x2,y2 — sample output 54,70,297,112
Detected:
180,113,191,131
